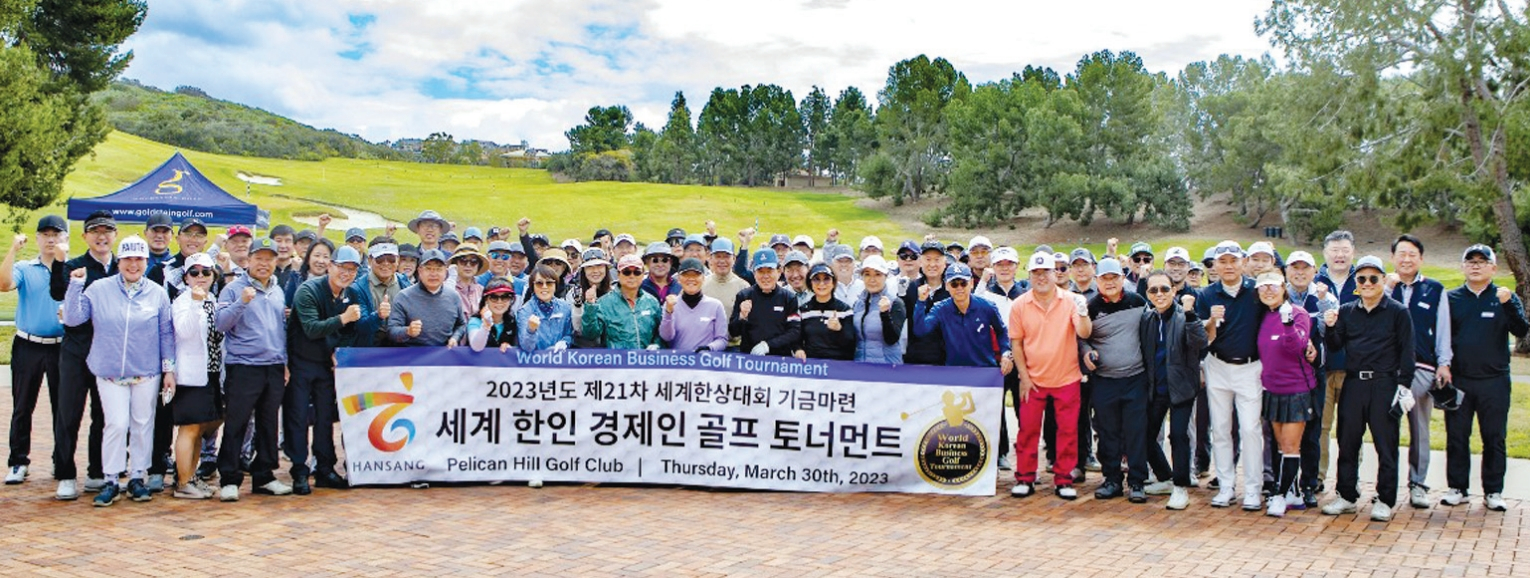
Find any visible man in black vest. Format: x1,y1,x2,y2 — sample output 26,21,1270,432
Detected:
1385,234,1452,509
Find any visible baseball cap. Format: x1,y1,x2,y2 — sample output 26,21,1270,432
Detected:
1129,242,1153,257
294,229,317,243
36,215,67,233
783,250,811,268
440,232,459,244
345,227,366,242
333,246,363,266
920,240,946,255
677,257,707,275
829,244,855,262
968,236,993,250
643,242,675,259
1353,255,1386,274
84,211,117,232
859,255,890,273
710,238,735,255
1188,260,1204,272
943,263,974,283
1286,251,1316,267
1027,252,1055,271
117,236,149,259
751,250,779,271
507,242,527,255
528,233,550,247
792,234,815,249
1034,245,1054,256
368,243,399,259
617,254,645,271
226,225,253,239
808,263,835,280
177,218,206,236
1069,248,1096,265
897,240,920,257
561,238,583,251
592,228,612,240
146,212,173,231
397,243,420,259
1463,244,1496,264
666,227,687,242
1096,257,1125,277
580,248,610,268
463,227,484,241
860,236,884,251
769,234,791,248
184,252,215,271
992,247,1020,264
249,238,278,256
1210,241,1243,260
486,240,512,254
1254,271,1285,288
419,249,449,265
615,234,636,247
1165,247,1191,264
683,233,707,248
946,241,965,251
1247,241,1276,258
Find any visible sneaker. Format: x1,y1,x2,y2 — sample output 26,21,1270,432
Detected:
146,474,165,494
1056,486,1078,500
84,477,107,492
5,465,27,484
292,476,312,495
1440,488,1467,507
1370,501,1393,522
314,471,350,490
997,454,1015,471
55,479,80,501
193,479,213,495
1302,488,1319,509
1322,497,1357,515
196,462,218,481
174,482,210,500
126,478,152,502
1095,481,1123,500
1266,494,1287,518
1070,468,1086,483
1485,493,1507,512
1167,487,1190,510
1210,489,1235,508
1208,477,1221,490
1286,490,1307,511
1410,485,1431,509
1083,457,1102,472
92,483,122,507
1128,486,1147,504
1242,493,1263,511
1195,468,1210,479
1144,480,1174,496
219,484,240,502
1010,482,1035,498
253,480,293,496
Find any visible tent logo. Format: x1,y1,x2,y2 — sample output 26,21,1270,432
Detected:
155,169,187,195
341,372,417,452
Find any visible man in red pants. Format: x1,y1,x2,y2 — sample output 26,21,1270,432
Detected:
1008,252,1093,499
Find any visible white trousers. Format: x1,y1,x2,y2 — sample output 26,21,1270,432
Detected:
97,376,159,481
1205,357,1265,498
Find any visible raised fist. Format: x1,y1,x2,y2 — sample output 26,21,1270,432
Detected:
706,220,717,236
1313,283,1329,300
1323,309,1339,327
879,296,892,313
1497,286,1513,304
317,214,332,227
1180,294,1195,310
527,314,541,332
241,286,256,304
739,300,753,319
340,304,361,324
407,319,423,338
11,234,26,250
665,294,678,314
517,217,531,235
190,285,209,301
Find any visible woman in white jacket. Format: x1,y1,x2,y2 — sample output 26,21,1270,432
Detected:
169,253,226,499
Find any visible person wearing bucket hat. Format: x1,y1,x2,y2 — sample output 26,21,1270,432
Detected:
660,258,730,353
1441,244,1528,512
213,237,293,501
407,210,451,252
284,246,367,495
731,250,802,356
582,254,662,350
2,215,69,487
1385,234,1453,508
912,262,1012,372
536,251,572,299
1008,252,1092,500
387,249,465,349
49,209,117,500
852,255,906,365
458,277,519,353
62,235,175,507
569,248,613,349
640,242,681,302
1251,270,1317,518
795,263,857,361
449,244,486,321
901,240,951,366
703,238,750,319
1320,255,1415,522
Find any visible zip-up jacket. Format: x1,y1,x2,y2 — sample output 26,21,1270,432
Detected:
730,285,802,355
1316,264,1358,371
517,297,576,351
584,290,662,349
853,288,906,364
1083,291,1148,378
63,274,174,379
1139,303,1206,405
798,296,857,360
215,273,288,366
1448,283,1529,380
290,276,364,366
350,271,410,347
50,252,117,356
903,277,950,365
913,296,1011,368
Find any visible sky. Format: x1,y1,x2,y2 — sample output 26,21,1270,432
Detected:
121,0,1276,151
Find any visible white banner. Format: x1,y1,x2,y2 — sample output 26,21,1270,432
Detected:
336,348,1003,496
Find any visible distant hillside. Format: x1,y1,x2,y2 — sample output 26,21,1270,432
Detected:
95,80,411,162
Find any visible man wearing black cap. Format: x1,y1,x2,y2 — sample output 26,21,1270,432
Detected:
1321,255,1415,522
152,218,210,299
1441,244,1528,512
48,210,117,499
1,216,68,486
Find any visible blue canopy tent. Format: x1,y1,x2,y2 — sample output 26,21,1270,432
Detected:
67,152,270,228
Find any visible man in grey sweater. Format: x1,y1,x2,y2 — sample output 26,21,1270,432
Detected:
388,249,463,346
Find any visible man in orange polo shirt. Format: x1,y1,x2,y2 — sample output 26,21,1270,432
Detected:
1009,252,1093,499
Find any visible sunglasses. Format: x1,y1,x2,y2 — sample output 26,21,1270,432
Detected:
811,276,834,283
1355,275,1382,285
1054,266,1069,273
898,254,918,261
186,267,215,278
1146,286,1174,295
1464,260,1491,267
533,280,558,287
373,256,398,264
458,258,482,267
488,253,512,261
1132,256,1153,264
486,293,514,301
947,279,969,288
620,268,645,277
645,258,669,265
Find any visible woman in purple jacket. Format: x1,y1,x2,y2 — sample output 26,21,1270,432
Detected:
63,236,176,507
1255,271,1318,518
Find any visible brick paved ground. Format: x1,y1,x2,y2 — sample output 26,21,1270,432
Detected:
1,389,1524,577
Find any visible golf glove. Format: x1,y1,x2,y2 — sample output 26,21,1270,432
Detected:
1279,302,1294,325
1394,385,1415,414
750,342,770,356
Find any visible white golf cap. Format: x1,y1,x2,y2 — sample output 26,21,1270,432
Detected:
859,236,883,251
859,255,890,273
793,234,815,249
117,236,149,260
1027,252,1055,271
1165,247,1191,264
1247,241,1276,257
992,247,1020,264
968,236,993,249
1286,251,1316,267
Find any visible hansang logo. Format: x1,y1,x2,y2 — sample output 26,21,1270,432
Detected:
341,372,417,452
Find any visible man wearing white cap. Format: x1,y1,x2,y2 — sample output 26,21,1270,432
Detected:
792,235,816,262
1008,252,1092,500
1246,242,1279,278
1196,240,1267,511
967,236,993,282
1285,249,1336,508
1162,247,1197,299
976,247,1027,470
352,243,402,347
858,236,884,260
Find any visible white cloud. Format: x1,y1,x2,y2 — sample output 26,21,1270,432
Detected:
120,0,1275,150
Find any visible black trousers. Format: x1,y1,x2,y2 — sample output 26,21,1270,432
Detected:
52,346,104,480
219,364,284,488
997,371,1019,459
1194,380,1212,473
1091,373,1149,487
9,338,60,467
1045,379,1094,466
1445,375,1510,495
1335,376,1401,506
283,358,340,479
1146,395,1194,487
147,395,175,477
1299,376,1326,490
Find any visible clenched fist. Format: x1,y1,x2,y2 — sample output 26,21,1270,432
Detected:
665,294,679,314
1209,305,1226,324
527,314,541,332
407,319,423,338
70,267,86,281
585,287,598,304
739,300,753,319
879,296,892,313
317,214,332,227
918,284,932,302
1180,294,1195,310
825,313,842,332
190,285,209,301
11,234,26,251
1497,287,1513,304
518,217,532,235
241,287,257,304
1323,309,1338,327
340,304,361,324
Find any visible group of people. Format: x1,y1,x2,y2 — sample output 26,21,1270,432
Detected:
1,208,1523,520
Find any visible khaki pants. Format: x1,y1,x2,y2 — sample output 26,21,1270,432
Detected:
1317,370,1346,482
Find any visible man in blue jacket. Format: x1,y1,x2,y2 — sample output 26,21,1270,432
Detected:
912,263,1014,371
215,238,292,501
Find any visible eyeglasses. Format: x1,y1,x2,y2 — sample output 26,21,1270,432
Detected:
186,268,214,278
180,232,208,239
1355,275,1382,285
533,280,557,287
620,269,645,277
947,279,969,288
1464,260,1491,267
488,253,511,261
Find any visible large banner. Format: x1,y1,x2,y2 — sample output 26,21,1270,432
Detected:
335,348,1003,496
